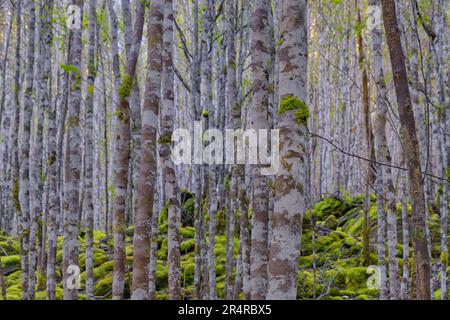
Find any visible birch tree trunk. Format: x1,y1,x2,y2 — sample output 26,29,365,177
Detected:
267,0,308,300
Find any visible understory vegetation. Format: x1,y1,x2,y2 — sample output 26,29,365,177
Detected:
1,195,448,300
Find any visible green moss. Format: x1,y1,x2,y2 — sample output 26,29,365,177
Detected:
6,284,22,300
0,240,20,255
297,270,315,298
323,215,338,229
159,202,169,225
158,135,172,145
155,261,168,288
93,249,108,267
94,275,113,297
118,74,133,100
182,198,195,215
202,109,209,117
12,178,20,212
440,251,449,265
180,227,195,239
434,288,450,300
94,261,114,280
68,115,79,128
279,95,310,125
157,238,167,260
180,239,195,253
299,255,314,268
1,255,20,269
181,261,195,284
225,175,230,192
5,270,21,287
36,272,46,291
93,230,107,243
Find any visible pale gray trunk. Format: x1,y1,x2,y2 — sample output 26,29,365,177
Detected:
267,0,308,300
249,0,271,300
63,0,84,301
19,0,36,300
131,0,163,300
400,169,410,299
368,0,399,299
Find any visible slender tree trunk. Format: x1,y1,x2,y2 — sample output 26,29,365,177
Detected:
38,0,54,299
400,168,411,299
357,0,374,269
10,0,21,243
0,2,13,235
45,80,58,300
267,0,308,300
224,0,241,301
110,0,145,300
28,2,45,298
381,0,431,300
106,0,121,236
19,0,36,300
148,201,160,300
131,0,164,300
161,0,182,300
368,0,400,299
63,0,84,301
202,0,217,300
249,0,271,300
83,0,97,300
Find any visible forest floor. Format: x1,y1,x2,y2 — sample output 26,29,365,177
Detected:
0,194,448,300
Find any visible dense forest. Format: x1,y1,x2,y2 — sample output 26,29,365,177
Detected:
0,0,448,301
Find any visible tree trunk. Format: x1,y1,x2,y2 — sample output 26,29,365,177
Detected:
161,0,181,300
368,0,399,299
19,0,36,300
63,0,84,301
249,0,271,300
380,0,431,300
267,0,308,300
131,0,164,300
83,0,97,300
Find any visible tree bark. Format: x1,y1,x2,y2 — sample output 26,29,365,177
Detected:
19,0,36,300
83,0,97,300
380,0,431,300
110,0,145,300
131,0,164,300
249,0,272,300
267,0,308,300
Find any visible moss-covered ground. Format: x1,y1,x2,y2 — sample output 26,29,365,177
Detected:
1,194,448,300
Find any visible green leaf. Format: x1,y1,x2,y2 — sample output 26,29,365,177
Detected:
60,64,79,74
